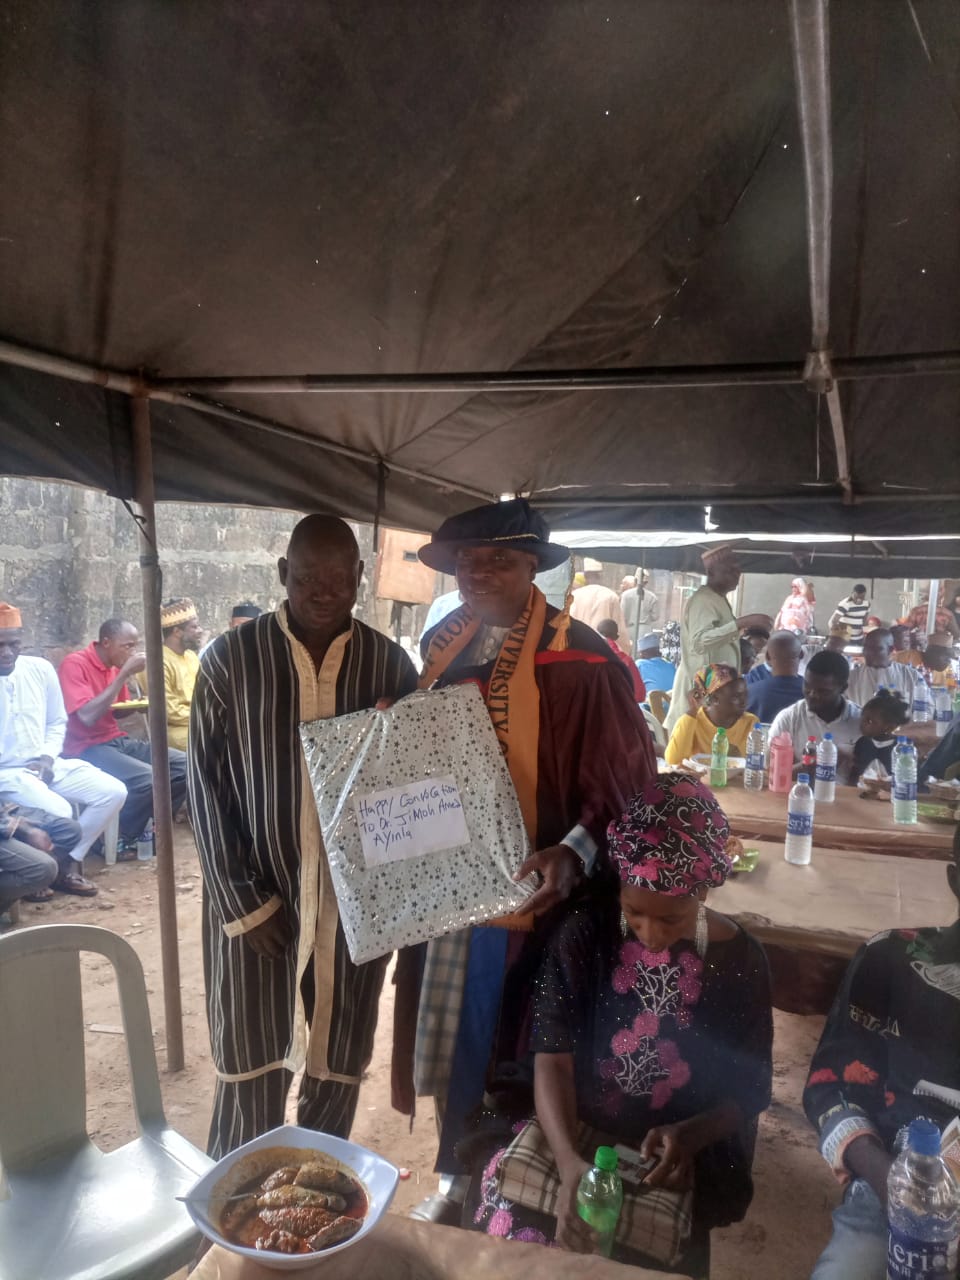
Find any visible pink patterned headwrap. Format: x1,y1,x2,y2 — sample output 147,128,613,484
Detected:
608,772,732,897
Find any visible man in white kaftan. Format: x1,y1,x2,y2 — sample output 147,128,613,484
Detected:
664,546,773,733
0,603,126,894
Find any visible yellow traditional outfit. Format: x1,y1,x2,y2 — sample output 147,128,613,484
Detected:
664,705,757,765
161,645,200,751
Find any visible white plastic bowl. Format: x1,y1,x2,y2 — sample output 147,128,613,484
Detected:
182,1124,399,1272
689,753,747,773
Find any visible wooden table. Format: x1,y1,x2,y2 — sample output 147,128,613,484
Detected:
715,841,955,1013
192,1216,690,1280
716,781,955,860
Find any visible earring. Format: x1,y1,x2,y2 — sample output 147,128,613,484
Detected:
620,911,630,939
695,901,708,958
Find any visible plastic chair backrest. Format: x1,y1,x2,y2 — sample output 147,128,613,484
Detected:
649,689,671,724
0,924,165,1172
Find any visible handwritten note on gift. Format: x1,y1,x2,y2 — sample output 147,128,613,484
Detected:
354,776,470,867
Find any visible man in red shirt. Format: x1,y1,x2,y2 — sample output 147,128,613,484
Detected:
59,619,188,843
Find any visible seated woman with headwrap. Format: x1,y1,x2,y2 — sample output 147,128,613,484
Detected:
468,775,772,1272
664,664,757,766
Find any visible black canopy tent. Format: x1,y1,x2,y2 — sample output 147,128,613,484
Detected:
557,531,960,578
0,0,958,533
1,0,959,1067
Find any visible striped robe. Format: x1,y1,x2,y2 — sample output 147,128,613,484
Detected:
189,606,417,1150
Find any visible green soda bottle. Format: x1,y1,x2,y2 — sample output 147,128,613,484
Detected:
576,1146,623,1257
710,725,729,788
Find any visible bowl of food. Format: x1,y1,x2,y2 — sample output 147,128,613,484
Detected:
182,1124,398,1271
688,754,747,775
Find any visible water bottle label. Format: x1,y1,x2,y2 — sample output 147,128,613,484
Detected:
747,752,764,772
786,811,813,837
887,1222,958,1279
893,782,917,802
815,763,836,782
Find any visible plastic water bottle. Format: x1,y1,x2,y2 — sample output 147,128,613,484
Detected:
769,732,794,793
710,726,728,788
784,774,815,865
932,685,952,738
744,724,766,791
913,673,932,724
887,1118,959,1279
814,733,837,803
136,819,155,862
577,1146,623,1258
893,737,918,825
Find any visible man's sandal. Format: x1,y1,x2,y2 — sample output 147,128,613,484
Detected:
53,872,98,897
22,887,55,903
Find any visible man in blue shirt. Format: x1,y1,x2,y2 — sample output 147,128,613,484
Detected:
636,633,676,695
746,631,804,723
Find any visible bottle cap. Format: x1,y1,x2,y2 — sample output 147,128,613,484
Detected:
715,727,727,738
907,1118,942,1157
594,1146,618,1172
797,772,810,784
823,733,833,740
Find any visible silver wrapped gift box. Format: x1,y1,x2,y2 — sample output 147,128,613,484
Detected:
300,682,534,964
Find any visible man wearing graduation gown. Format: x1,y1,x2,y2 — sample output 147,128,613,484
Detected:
663,544,772,733
392,498,657,1195
189,516,418,1157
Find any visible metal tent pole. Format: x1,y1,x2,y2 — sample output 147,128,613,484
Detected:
789,0,853,503
927,580,940,638
130,394,185,1073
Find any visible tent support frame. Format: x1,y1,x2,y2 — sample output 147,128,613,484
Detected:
2,338,959,399
130,394,185,1073
790,0,853,504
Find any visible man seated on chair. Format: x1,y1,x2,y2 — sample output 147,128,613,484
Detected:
803,825,960,1279
636,634,676,696
161,598,203,752
59,618,188,847
0,603,127,896
0,799,83,915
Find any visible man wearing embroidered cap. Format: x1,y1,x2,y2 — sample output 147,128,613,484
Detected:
161,598,202,751
0,602,126,896
663,544,772,734
394,498,656,1208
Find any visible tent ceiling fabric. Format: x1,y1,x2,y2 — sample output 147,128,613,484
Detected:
0,0,958,532
557,530,960,578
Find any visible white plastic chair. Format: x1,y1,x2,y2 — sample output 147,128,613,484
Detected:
0,924,213,1280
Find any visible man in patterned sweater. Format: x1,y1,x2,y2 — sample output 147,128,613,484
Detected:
803,826,960,1278
189,515,418,1157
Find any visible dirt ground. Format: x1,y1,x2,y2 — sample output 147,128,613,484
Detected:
11,827,837,1278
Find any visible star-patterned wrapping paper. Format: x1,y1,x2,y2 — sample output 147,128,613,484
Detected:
300,683,534,963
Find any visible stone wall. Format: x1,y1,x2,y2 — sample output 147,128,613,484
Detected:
0,477,305,660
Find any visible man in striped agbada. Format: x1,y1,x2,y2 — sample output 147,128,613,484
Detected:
189,515,418,1157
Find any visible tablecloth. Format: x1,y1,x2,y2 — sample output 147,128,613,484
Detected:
715,841,955,1014
716,842,954,958
191,1215,691,1280
716,782,954,859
